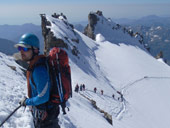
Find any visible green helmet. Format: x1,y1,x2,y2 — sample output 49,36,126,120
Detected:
15,33,40,49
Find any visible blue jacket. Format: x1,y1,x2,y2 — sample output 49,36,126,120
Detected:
25,64,50,106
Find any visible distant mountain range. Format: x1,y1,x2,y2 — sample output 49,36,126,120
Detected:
119,15,170,65
74,24,84,33
1,15,170,64
0,38,17,55
74,15,170,27
0,23,44,54
113,15,170,27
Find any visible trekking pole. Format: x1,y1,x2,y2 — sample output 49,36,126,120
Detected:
0,105,22,127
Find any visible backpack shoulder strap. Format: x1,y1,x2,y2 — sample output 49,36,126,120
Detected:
27,55,47,89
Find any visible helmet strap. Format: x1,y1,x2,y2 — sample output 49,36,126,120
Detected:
29,46,39,61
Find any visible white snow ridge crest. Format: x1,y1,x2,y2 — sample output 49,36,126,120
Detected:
1,13,170,128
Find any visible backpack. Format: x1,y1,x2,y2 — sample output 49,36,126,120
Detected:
48,47,72,114
27,47,72,114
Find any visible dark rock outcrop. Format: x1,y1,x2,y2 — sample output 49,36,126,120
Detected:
96,10,103,16
40,13,69,55
84,11,100,40
80,93,112,125
40,13,79,56
156,51,163,59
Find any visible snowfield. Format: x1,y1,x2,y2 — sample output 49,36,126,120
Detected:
0,53,33,128
1,13,170,128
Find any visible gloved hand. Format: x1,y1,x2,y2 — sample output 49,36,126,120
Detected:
19,96,27,106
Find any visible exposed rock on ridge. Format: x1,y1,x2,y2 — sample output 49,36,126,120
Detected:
84,11,101,40
84,10,149,52
40,13,79,56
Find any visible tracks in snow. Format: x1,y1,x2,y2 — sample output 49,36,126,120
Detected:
79,76,170,123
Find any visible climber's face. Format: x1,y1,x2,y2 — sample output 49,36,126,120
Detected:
18,46,33,61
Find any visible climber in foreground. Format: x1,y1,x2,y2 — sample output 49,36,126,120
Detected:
15,33,72,128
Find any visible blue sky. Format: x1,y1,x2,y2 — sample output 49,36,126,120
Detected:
1,0,170,4
0,0,170,25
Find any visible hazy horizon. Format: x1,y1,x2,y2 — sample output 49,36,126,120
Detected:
0,0,170,25
0,14,170,26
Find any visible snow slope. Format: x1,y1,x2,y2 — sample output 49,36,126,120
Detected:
0,51,113,128
1,13,170,128
41,14,170,128
0,53,33,128
94,40,170,128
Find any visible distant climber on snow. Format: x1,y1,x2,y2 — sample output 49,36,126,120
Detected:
94,87,97,93
101,90,103,95
112,94,115,99
82,84,85,91
75,84,79,93
80,84,83,91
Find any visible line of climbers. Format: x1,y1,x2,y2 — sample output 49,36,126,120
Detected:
94,87,123,102
94,87,103,95
75,84,123,102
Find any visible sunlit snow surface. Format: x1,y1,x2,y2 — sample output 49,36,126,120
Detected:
1,14,170,128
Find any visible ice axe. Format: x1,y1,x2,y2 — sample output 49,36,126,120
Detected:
0,105,22,127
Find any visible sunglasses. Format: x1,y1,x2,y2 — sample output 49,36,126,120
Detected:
18,46,30,52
